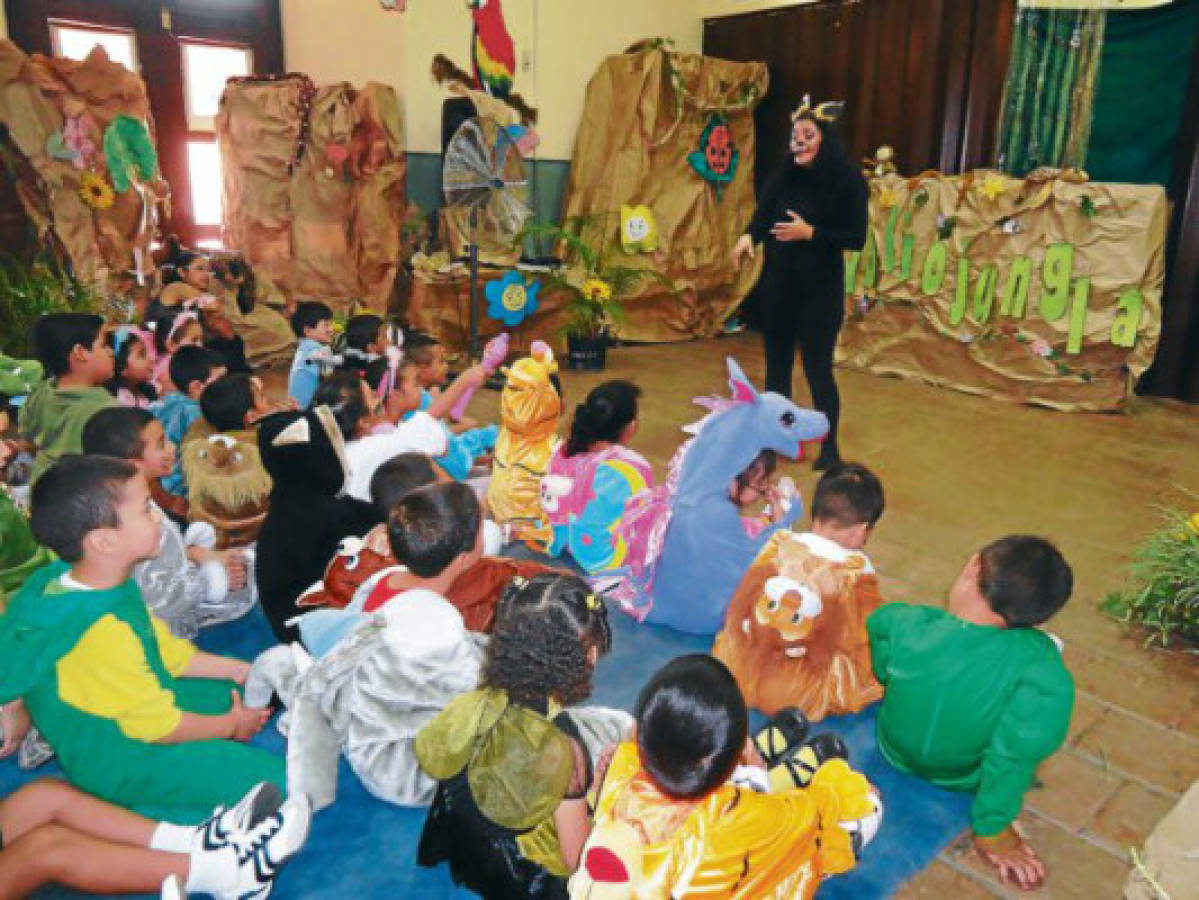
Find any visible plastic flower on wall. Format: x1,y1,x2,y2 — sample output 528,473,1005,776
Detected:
581,278,612,303
978,173,1008,202
1029,337,1053,358
78,171,115,210
486,270,540,326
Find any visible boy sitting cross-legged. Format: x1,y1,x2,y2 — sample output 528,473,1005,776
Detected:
869,535,1075,891
0,455,287,823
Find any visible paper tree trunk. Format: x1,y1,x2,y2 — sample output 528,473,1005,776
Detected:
217,78,407,313
559,46,768,342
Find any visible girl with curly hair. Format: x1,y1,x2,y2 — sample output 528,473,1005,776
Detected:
415,573,616,899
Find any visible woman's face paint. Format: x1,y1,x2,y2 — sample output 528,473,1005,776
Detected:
791,119,822,166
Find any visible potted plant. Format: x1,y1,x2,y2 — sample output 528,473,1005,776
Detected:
517,215,669,371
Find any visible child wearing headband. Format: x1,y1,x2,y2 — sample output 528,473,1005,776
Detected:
107,326,158,409
150,310,205,395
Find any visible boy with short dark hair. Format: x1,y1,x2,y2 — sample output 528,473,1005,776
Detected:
288,301,336,409
153,345,227,500
199,373,278,435
810,461,885,547
82,407,253,638
868,535,1075,891
0,454,286,824
22,313,115,484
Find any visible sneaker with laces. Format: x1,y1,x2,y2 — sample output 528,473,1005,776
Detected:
219,794,313,900
194,782,284,855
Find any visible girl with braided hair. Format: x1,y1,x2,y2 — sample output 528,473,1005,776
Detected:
415,573,627,899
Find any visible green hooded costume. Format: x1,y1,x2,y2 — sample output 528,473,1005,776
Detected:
21,378,114,484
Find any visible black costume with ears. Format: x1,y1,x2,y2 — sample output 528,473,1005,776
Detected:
744,98,868,469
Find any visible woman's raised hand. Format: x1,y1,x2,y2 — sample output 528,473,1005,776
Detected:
771,210,814,243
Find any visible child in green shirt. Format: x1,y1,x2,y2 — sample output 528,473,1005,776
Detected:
869,535,1074,891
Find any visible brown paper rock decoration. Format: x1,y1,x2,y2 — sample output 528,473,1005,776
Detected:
838,170,1166,411
0,41,162,280
559,44,767,342
216,76,407,313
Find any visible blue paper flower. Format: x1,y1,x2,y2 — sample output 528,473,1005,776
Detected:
486,271,540,326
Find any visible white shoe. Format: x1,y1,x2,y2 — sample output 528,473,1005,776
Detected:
161,875,185,900
218,794,313,900
193,782,284,855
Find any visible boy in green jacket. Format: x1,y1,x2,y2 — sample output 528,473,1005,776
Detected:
21,313,115,484
868,535,1074,891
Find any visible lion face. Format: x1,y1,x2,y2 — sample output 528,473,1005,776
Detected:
754,575,823,645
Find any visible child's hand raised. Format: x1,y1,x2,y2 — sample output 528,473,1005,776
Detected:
227,691,270,742
974,828,1047,891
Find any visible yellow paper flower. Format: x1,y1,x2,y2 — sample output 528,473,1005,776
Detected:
581,278,612,302
879,187,900,209
1188,513,1199,534
78,172,115,210
978,173,1007,202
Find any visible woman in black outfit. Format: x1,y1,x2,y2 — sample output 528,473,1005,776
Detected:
732,102,868,470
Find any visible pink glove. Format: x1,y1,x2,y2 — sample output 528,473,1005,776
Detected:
450,333,509,422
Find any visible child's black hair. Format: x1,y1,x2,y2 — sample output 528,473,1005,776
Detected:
565,380,641,458
290,301,334,338
81,407,155,461
163,234,198,271
200,373,255,432
733,449,777,494
403,330,441,367
106,329,157,403
312,370,370,441
978,535,1073,628
369,452,438,517
169,345,226,396
386,481,481,578
344,314,384,352
811,461,885,528
31,454,139,562
634,654,747,800
150,309,202,354
31,313,105,377
483,573,612,709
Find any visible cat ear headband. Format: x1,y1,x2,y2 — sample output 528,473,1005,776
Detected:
792,94,845,124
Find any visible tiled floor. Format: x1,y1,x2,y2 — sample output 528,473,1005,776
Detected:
285,331,1199,896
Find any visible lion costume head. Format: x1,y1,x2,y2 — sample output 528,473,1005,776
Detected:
182,433,272,548
712,531,883,720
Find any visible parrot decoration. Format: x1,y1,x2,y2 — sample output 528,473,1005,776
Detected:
469,0,516,100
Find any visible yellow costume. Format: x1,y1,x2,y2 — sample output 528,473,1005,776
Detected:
569,743,874,900
487,345,562,527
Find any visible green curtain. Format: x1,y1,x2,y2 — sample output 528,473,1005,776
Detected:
996,8,1106,175
1087,0,1199,186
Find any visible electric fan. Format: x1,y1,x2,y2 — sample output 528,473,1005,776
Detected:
442,116,531,356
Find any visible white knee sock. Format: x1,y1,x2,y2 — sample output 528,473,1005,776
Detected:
184,843,239,895
150,822,194,855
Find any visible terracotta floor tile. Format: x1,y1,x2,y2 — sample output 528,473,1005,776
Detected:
1074,711,1199,794
895,859,999,898
1026,752,1122,831
1068,693,1107,745
1089,781,1177,853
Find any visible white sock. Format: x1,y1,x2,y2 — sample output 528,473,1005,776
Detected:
184,843,238,895
150,821,194,855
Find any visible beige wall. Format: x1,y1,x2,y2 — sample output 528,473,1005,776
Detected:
282,0,700,159
1,5,8,40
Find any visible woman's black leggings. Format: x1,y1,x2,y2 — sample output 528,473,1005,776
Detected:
759,277,844,455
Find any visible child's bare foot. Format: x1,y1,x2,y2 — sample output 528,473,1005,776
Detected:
974,827,1047,891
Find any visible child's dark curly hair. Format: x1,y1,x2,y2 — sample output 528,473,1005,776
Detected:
483,573,612,709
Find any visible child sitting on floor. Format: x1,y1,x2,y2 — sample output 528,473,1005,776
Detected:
106,326,158,409
731,449,800,538
312,370,447,502
152,346,227,500
82,408,254,639
288,301,337,409
197,373,289,440
403,331,497,479
0,778,309,900
22,314,115,485
869,535,1074,891
571,654,881,899
416,573,617,897
150,310,204,396
539,380,653,573
0,455,285,822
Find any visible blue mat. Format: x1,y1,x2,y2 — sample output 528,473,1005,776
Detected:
5,599,971,899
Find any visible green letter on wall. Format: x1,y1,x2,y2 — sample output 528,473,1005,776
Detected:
972,264,999,323
845,251,861,295
1040,243,1076,321
1000,256,1033,318
950,258,970,325
1067,277,1090,355
922,240,949,295
1110,288,1143,348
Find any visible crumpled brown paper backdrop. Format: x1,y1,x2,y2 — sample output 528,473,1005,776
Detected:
837,171,1165,412
217,78,406,313
0,41,157,281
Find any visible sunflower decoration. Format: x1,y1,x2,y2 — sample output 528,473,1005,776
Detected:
78,171,115,210
581,278,613,303
978,173,1008,203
